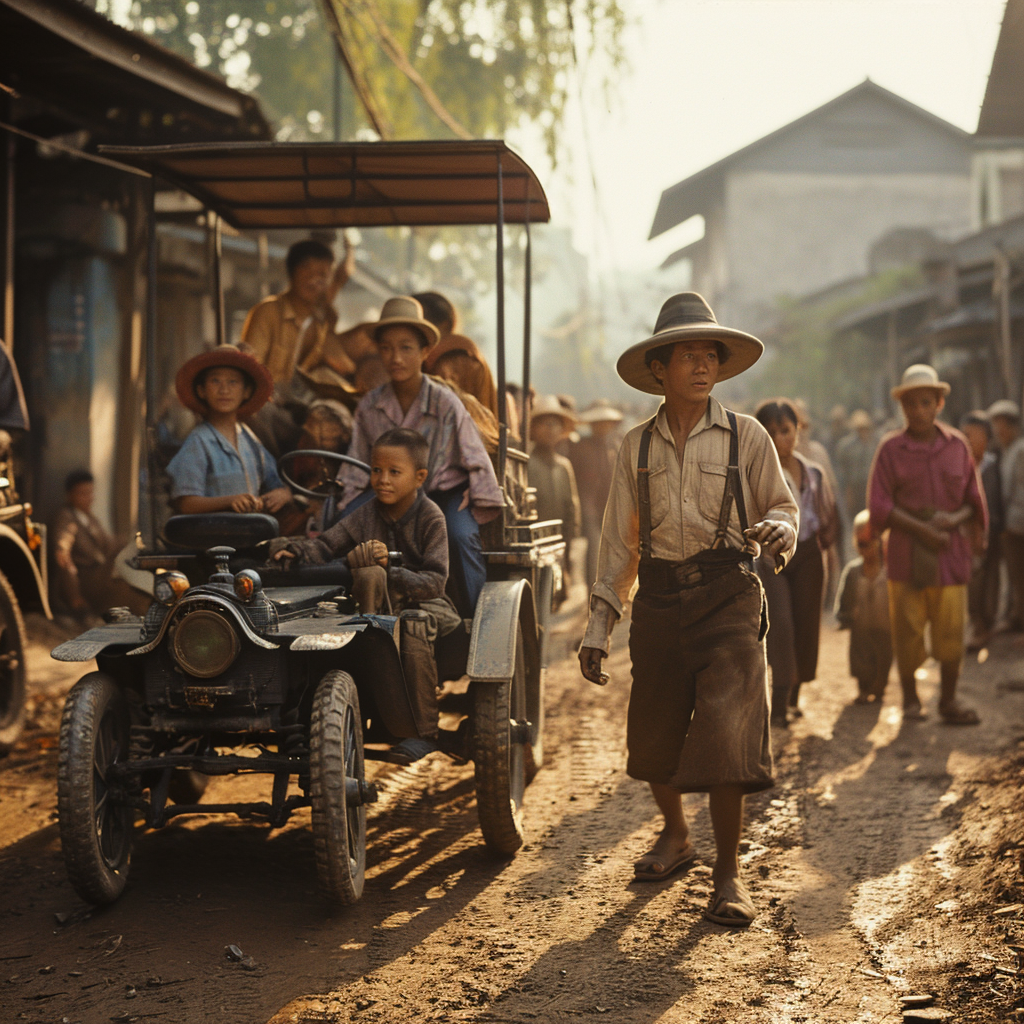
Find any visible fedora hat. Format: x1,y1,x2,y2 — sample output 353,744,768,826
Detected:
175,345,274,419
891,364,950,400
988,398,1021,421
372,296,441,349
531,393,578,430
616,293,764,395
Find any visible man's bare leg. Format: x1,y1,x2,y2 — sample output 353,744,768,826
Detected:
637,782,692,872
708,783,744,886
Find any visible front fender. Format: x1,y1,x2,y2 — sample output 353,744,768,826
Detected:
0,522,50,618
467,579,540,686
51,622,145,662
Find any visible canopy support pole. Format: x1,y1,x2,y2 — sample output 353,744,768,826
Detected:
145,187,159,547
522,211,532,449
495,154,507,483
3,132,12,352
212,212,226,346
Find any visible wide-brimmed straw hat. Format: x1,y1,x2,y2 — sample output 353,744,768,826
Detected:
579,402,624,425
891,364,950,400
175,345,274,419
531,393,578,430
616,293,764,395
372,296,441,349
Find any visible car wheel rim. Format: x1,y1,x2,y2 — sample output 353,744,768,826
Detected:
94,708,128,869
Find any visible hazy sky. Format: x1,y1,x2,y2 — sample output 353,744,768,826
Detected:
522,0,1006,280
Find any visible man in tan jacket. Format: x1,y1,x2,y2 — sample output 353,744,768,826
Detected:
578,293,797,927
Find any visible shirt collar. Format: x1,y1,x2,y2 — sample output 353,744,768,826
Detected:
373,489,423,528
279,294,300,324
373,377,431,423
654,395,728,447
894,419,957,449
201,420,243,457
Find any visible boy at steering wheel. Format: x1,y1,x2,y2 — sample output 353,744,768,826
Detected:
273,427,461,764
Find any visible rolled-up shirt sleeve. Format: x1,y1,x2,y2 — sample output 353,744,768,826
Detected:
743,419,799,552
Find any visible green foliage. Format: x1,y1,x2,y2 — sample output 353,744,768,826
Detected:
91,0,627,156
751,267,926,417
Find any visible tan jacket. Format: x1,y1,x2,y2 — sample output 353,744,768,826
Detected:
582,397,798,653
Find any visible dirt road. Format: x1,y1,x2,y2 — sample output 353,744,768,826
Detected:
2,607,1023,1024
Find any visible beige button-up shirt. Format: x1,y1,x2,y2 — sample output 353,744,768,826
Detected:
240,293,333,387
582,396,798,653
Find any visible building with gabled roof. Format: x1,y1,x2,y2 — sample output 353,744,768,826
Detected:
650,79,974,336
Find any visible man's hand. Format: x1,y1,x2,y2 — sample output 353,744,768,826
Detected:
272,549,296,563
919,523,951,552
348,540,388,569
261,487,292,514
579,645,607,685
457,489,470,512
745,519,796,566
230,493,263,513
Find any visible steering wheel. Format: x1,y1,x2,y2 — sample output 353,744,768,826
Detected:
277,450,371,500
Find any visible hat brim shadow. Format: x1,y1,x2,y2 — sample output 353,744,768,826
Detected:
616,324,764,395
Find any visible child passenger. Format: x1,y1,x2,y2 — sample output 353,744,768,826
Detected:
835,510,892,704
868,364,987,724
334,296,504,615
273,427,461,763
166,346,292,515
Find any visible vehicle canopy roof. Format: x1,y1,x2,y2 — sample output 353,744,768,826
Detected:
100,140,550,229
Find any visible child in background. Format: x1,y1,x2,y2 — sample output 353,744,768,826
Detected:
273,428,460,764
835,510,892,704
528,394,581,607
167,346,292,516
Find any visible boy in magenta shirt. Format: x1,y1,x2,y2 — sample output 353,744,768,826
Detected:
867,364,987,724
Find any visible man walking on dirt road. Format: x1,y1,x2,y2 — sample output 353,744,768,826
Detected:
578,292,798,927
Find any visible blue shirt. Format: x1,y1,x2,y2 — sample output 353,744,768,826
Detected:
166,421,283,499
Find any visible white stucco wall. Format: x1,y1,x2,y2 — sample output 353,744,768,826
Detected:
718,170,972,333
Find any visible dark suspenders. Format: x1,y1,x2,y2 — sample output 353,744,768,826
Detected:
637,409,748,560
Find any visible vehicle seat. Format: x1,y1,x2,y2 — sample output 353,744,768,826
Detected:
164,513,279,551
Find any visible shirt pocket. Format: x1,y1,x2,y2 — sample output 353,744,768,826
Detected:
646,464,670,531
698,462,729,525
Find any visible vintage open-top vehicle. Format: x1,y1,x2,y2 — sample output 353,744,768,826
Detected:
52,140,564,906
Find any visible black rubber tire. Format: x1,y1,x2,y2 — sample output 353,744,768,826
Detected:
0,569,27,756
472,624,527,856
309,670,366,905
57,673,134,905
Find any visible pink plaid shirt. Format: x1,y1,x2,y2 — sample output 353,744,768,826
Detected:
337,376,503,524
868,422,987,586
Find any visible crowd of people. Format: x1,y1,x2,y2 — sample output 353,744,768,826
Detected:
46,239,1008,927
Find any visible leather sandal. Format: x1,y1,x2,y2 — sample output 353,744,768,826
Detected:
704,876,756,927
633,840,697,882
939,701,980,726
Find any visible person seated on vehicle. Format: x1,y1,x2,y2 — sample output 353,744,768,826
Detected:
416,291,499,418
240,237,357,455
334,296,504,615
52,470,151,621
166,346,292,519
273,427,461,764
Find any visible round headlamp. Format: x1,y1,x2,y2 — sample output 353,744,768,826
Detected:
172,609,240,678
154,571,190,606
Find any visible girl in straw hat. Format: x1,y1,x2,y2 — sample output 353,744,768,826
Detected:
166,346,291,516
578,292,798,927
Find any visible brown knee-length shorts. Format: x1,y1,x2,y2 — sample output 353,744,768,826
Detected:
626,567,774,794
